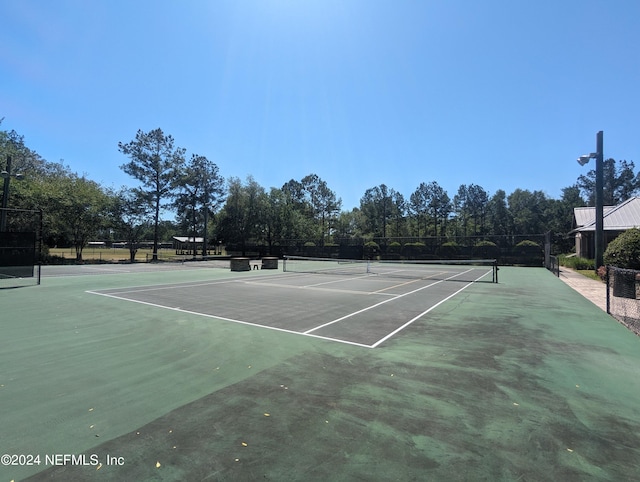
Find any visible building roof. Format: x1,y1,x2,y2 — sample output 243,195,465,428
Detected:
572,197,640,232
172,236,205,243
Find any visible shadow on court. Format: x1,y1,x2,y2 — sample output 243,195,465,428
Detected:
2,265,640,480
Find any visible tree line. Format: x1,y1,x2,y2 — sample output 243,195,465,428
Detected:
2,124,640,261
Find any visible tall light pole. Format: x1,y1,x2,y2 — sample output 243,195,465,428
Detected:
1,155,25,232
577,130,604,271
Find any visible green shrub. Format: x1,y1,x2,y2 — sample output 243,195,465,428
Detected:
515,240,541,248
364,241,380,257
474,240,499,258
438,241,460,257
514,240,541,260
303,241,316,247
387,241,401,252
403,242,425,259
604,228,640,269
559,255,595,271
405,242,426,247
475,240,497,247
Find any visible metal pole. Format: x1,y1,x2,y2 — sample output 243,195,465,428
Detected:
37,209,43,285
1,155,12,232
202,168,208,259
595,131,604,271
605,266,610,313
203,203,208,259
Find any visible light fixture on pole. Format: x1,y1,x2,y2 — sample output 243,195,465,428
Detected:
577,153,597,166
576,131,604,271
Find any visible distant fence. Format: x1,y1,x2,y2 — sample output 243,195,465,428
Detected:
545,255,560,277
606,266,640,335
226,234,549,266
0,208,42,287
543,231,560,276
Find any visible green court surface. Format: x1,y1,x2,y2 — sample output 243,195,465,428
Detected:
2,265,640,481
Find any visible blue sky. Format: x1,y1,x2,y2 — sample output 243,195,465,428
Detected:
2,0,639,211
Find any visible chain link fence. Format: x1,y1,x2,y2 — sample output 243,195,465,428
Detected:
0,208,43,287
606,266,640,335
228,234,549,266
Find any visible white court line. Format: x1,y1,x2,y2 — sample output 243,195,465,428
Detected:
242,280,397,297
370,267,447,278
89,279,245,296
75,266,133,273
87,267,492,349
86,289,374,349
370,269,492,348
372,276,429,294
304,268,476,334
44,263,218,275
42,266,133,276
87,272,301,296
303,273,372,288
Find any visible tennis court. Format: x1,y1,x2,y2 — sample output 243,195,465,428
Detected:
88,259,496,348
3,261,640,481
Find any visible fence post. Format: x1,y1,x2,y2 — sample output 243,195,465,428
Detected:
606,266,610,314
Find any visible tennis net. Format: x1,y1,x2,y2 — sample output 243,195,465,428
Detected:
283,256,498,283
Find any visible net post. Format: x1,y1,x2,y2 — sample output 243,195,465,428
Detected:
493,260,498,283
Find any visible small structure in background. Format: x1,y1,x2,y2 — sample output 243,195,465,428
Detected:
572,197,640,260
172,236,205,256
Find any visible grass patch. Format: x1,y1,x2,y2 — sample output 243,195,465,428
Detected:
48,247,173,263
576,269,603,282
